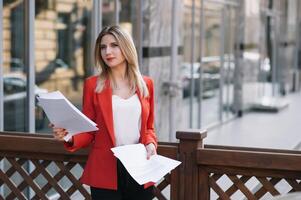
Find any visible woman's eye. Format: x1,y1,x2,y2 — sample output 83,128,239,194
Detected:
111,43,118,47
100,46,106,50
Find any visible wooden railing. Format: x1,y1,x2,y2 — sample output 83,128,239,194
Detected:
0,132,180,200
1,130,301,199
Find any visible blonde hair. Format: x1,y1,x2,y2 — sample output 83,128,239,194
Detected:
94,25,149,97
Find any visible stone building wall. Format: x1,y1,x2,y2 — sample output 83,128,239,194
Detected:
3,6,11,74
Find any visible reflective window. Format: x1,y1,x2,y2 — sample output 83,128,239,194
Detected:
3,0,26,132
102,0,116,26
34,0,93,132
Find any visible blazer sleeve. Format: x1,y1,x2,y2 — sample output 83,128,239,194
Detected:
141,78,158,148
64,78,96,152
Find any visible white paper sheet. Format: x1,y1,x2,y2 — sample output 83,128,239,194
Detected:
111,144,181,185
37,91,98,141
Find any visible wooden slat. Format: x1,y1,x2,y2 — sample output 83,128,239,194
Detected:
219,175,251,199
202,165,301,179
211,173,223,181
254,178,281,199
2,131,301,200
209,176,230,200
257,177,280,196
170,166,180,200
55,161,91,198
7,160,50,200
197,149,301,171
0,133,89,156
63,162,83,197
7,158,48,200
205,144,301,155
227,175,257,200
156,174,170,191
286,179,301,191
66,184,81,198
32,163,70,200
0,170,26,200
31,160,70,199
153,186,168,200
0,151,87,163
31,160,56,200
0,158,26,188
198,168,210,200
157,145,178,159
7,158,47,200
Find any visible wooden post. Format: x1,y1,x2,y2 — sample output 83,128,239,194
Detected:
176,130,207,200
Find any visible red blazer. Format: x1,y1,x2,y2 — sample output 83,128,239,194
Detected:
64,75,158,190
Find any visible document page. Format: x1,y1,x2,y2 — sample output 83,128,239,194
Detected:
111,144,181,185
37,91,98,141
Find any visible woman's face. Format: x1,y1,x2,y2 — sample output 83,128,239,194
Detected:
100,34,126,69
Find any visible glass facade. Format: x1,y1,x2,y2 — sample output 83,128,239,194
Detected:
1,0,300,142
3,0,26,132
34,0,93,133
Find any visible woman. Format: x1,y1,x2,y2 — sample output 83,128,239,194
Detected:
52,25,157,200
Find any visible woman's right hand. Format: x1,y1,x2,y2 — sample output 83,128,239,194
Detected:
49,123,70,142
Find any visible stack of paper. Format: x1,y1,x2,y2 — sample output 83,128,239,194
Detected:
37,91,98,141
111,144,181,185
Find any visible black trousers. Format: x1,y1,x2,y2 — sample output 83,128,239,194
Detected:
90,160,154,200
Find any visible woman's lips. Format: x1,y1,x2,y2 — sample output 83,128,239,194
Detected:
106,57,114,62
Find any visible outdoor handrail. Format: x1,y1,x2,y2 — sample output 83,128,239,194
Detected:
1,130,301,199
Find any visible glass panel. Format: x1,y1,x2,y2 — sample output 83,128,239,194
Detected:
141,0,172,141
177,0,195,131
244,0,276,111
176,0,203,131
201,2,223,127
3,0,26,132
35,0,93,133
102,0,115,26
222,7,235,121
191,0,201,129
119,0,139,41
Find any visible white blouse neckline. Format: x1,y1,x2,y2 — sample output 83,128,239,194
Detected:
112,94,137,101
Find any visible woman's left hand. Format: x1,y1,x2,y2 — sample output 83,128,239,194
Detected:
145,143,157,160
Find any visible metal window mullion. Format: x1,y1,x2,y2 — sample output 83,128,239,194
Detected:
189,0,196,128
219,7,225,122
25,0,35,133
169,0,178,141
114,0,120,25
92,0,102,74
0,1,4,195
0,0,3,132
225,5,231,119
258,12,266,97
137,0,143,70
271,16,278,96
232,0,244,116
197,0,205,128
293,1,301,85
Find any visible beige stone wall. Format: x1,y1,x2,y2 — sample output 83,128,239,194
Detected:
35,10,57,73
3,7,11,74
3,1,92,102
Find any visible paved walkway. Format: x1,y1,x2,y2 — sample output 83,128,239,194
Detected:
204,90,301,150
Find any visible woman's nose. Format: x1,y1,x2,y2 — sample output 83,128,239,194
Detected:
105,47,112,54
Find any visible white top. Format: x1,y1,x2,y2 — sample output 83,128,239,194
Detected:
112,94,141,146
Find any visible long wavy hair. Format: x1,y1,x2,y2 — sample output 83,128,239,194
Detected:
94,25,149,97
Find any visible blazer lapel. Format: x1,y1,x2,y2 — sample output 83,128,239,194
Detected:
97,80,116,146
